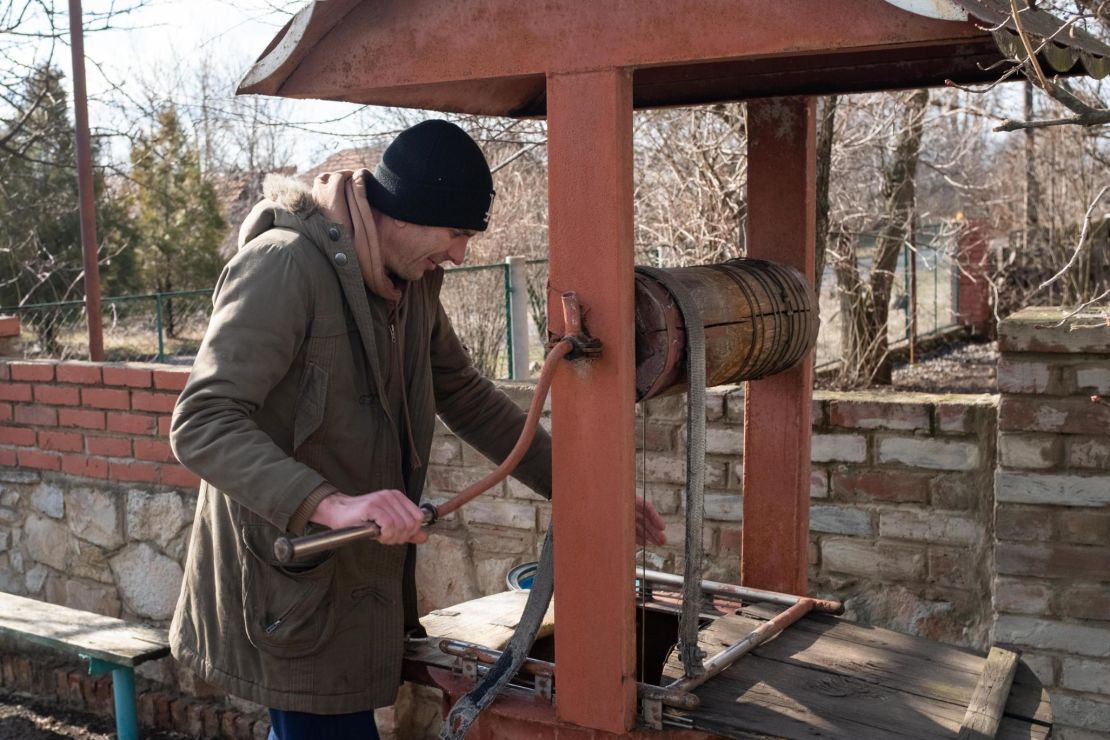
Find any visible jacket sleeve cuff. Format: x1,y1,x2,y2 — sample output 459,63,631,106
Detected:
288,481,340,535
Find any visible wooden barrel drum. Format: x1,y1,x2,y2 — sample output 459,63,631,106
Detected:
634,258,819,401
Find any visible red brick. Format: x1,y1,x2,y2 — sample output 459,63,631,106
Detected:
158,416,172,436
221,708,237,738
0,404,11,423
135,438,176,463
65,671,85,709
202,706,221,738
0,364,7,382
0,317,18,338
33,384,80,406
131,390,178,413
109,461,159,483
9,361,55,382
154,693,172,730
102,365,153,388
170,699,193,734
58,408,105,430
153,368,190,392
106,412,157,436
138,692,155,729
15,405,57,427
718,526,742,556
37,431,82,452
0,426,36,446
81,387,130,410
18,449,61,471
55,362,101,384
86,435,132,457
1057,584,1110,621
0,383,32,402
62,455,108,479
160,464,200,489
0,448,17,466
1057,509,1110,546
829,400,930,431
830,469,929,504
996,542,1110,581
1000,396,1110,435
996,505,1053,542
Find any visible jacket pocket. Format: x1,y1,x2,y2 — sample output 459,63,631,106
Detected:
240,524,337,658
292,361,328,452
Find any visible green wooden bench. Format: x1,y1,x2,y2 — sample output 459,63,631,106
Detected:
0,591,170,740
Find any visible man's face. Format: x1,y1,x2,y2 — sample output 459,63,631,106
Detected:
378,219,476,281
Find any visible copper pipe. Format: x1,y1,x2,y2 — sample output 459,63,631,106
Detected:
275,339,573,562
561,291,582,337
434,337,571,518
436,638,700,710
666,598,815,693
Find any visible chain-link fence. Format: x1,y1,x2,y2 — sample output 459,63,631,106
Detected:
3,289,213,363
439,263,512,379
816,236,961,367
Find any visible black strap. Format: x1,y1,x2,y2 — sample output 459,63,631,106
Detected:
635,266,706,678
440,527,555,739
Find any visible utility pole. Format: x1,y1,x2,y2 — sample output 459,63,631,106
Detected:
68,0,105,361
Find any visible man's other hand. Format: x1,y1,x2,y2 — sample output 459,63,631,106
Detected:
636,496,667,547
310,490,429,545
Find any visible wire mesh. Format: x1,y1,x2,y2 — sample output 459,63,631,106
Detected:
3,289,212,363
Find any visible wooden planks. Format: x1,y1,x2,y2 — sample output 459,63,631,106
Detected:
662,606,1051,740
419,590,554,651
0,592,168,667
959,647,1019,740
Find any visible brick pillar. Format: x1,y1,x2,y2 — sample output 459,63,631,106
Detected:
0,315,20,357
994,307,1110,737
956,220,991,336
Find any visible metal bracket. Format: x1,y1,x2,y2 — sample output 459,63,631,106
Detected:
533,672,553,703
641,697,663,730
455,655,479,682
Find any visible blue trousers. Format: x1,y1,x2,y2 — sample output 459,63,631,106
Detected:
268,708,380,740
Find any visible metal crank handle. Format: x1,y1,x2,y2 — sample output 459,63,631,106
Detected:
273,503,438,563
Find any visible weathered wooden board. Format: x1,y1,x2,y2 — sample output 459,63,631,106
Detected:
0,592,169,667
959,647,1019,739
419,590,554,651
662,606,1051,740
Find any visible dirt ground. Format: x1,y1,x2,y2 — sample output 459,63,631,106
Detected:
0,690,186,740
817,338,998,393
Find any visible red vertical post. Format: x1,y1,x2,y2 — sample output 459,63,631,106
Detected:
957,219,991,336
546,68,637,734
742,97,816,596
68,0,105,361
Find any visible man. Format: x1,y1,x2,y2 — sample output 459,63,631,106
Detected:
169,120,666,740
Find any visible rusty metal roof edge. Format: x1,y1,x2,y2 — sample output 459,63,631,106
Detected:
237,0,362,96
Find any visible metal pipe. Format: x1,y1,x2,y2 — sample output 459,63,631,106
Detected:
67,0,105,361
274,338,574,562
636,567,843,615
436,638,700,710
666,598,816,694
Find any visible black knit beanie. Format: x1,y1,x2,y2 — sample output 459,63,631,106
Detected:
366,120,496,232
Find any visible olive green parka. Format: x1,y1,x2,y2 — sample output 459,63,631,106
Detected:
168,175,551,713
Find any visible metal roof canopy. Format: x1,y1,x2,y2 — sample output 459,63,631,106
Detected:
239,0,1109,114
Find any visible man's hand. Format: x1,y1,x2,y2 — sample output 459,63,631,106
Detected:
636,496,667,547
309,490,428,545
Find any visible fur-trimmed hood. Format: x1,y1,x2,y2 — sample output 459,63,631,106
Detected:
236,174,318,250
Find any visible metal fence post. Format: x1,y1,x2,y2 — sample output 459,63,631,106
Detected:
154,293,165,363
506,256,530,379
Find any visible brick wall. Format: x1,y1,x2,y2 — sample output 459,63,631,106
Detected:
0,360,196,489
0,329,1107,737
992,307,1110,738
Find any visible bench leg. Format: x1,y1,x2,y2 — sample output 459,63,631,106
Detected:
85,657,140,740
110,666,139,740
